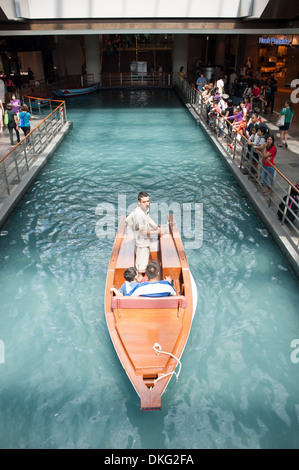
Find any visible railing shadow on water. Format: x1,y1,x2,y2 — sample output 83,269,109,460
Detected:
0,95,67,197
175,77,299,255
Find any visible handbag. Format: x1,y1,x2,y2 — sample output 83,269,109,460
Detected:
4,110,9,126
18,112,27,128
276,112,285,127
18,114,23,128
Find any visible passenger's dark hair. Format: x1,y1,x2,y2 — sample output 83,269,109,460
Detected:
259,127,267,135
285,100,294,112
138,191,149,201
123,267,137,282
145,262,159,280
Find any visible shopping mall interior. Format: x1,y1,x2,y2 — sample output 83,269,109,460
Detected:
0,0,298,94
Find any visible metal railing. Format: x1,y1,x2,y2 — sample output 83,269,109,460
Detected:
175,77,299,253
100,72,173,87
0,95,67,197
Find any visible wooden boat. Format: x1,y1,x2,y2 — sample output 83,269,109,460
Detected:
52,83,98,97
104,214,197,411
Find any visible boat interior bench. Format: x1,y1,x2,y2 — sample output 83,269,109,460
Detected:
111,295,187,312
114,235,135,285
111,295,187,318
160,233,181,279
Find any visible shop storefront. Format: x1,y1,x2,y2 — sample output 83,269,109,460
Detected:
252,34,299,86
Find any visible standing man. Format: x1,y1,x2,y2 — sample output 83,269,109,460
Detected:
264,77,277,115
126,191,162,273
250,83,261,110
196,73,207,92
216,76,225,95
228,70,237,94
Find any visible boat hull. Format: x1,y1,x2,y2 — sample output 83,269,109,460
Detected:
104,215,197,410
53,84,98,97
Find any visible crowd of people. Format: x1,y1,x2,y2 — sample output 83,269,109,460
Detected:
1,93,32,148
188,66,296,198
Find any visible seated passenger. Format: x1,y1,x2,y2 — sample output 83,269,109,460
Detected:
128,262,176,297
110,267,141,296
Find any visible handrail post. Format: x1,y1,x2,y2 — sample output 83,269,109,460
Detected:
282,186,292,224
14,155,21,182
2,161,10,195
233,133,237,160
31,128,36,155
240,137,246,169
23,140,29,171
28,97,32,115
257,157,262,186
37,123,42,152
268,169,276,208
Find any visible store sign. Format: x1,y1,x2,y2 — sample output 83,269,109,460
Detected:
259,37,291,46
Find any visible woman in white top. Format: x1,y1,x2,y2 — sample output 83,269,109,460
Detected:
216,78,225,95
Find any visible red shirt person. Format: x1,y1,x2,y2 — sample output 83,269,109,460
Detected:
261,135,276,195
250,83,262,110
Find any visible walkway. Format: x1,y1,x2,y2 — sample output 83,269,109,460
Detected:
0,114,72,228
0,116,43,158
258,87,299,184
230,86,299,185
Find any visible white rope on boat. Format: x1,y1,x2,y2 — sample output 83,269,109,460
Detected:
152,343,182,385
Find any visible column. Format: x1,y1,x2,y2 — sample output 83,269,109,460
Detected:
84,35,101,84
173,34,188,80
215,35,226,66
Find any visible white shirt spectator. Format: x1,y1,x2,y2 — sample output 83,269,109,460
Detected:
217,78,225,95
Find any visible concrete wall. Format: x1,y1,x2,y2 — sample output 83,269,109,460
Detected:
84,35,100,84
52,37,82,77
18,51,45,81
173,35,188,79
